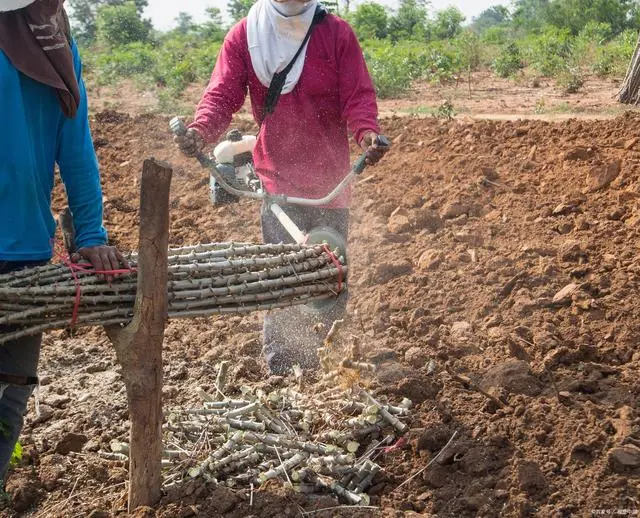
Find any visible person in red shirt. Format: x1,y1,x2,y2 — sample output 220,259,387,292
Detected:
176,0,388,374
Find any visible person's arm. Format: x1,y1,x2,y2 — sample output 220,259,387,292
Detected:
57,42,106,250
57,42,126,274
336,22,380,146
190,22,249,143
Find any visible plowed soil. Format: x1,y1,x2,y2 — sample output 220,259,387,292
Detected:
2,111,640,518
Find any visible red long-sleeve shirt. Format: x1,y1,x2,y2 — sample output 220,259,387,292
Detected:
190,15,380,208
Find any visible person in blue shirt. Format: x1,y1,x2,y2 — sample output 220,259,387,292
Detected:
0,0,127,489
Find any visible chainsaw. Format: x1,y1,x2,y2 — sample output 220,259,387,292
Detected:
169,117,389,310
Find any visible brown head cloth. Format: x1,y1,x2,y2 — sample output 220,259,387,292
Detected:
0,0,80,118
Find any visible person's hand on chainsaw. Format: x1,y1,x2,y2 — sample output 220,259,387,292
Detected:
174,127,205,157
361,131,389,166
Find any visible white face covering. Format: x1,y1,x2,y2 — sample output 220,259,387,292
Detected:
272,0,313,16
0,0,36,12
246,0,318,94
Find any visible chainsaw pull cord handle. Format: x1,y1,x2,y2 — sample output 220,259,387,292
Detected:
353,135,391,175
169,117,214,169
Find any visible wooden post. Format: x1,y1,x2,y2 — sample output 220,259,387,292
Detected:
105,158,172,511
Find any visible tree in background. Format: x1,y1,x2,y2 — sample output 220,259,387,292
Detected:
388,0,429,41
228,0,255,23
511,0,638,36
429,6,465,40
472,5,510,33
200,7,226,40
71,0,640,104
351,2,389,39
96,1,151,48
512,0,550,32
173,12,196,35
68,0,148,44
545,0,633,35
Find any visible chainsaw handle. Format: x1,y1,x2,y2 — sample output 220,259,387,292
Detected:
353,135,390,175
169,117,214,169
169,117,388,205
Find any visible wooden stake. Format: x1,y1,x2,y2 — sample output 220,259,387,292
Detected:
105,158,172,511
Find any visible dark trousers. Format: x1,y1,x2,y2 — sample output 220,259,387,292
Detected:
260,204,349,375
0,261,45,486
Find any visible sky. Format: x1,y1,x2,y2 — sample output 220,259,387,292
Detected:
144,0,498,31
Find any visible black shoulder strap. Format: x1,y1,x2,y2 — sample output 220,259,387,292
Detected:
262,4,328,118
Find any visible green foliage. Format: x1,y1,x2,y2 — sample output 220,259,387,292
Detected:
173,12,196,35
481,26,511,45
388,0,428,41
350,2,389,40
0,419,22,473
454,31,482,70
545,0,633,35
556,65,584,93
429,7,465,40
154,37,221,91
93,41,156,83
10,442,22,468
592,29,637,76
228,0,255,23
511,0,639,35
200,7,226,40
524,26,575,76
363,38,469,98
436,99,455,119
472,5,510,33
577,20,612,44
492,42,524,77
96,1,151,48
362,41,417,97
68,0,148,44
91,34,221,96
323,0,340,14
78,0,640,103
512,0,551,32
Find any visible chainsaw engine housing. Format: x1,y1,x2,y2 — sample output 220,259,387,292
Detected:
211,130,261,205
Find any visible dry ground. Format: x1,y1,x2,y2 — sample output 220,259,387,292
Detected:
1,82,639,517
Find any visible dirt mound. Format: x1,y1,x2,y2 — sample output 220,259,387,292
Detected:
3,111,640,517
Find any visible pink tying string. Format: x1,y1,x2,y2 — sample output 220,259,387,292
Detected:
52,239,136,327
322,244,344,293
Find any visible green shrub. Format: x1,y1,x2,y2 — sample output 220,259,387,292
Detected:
93,42,156,84
363,44,414,97
556,66,584,93
481,26,510,45
593,29,636,77
452,31,482,70
362,40,463,97
577,21,612,46
492,42,524,77
435,99,455,119
523,27,575,77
